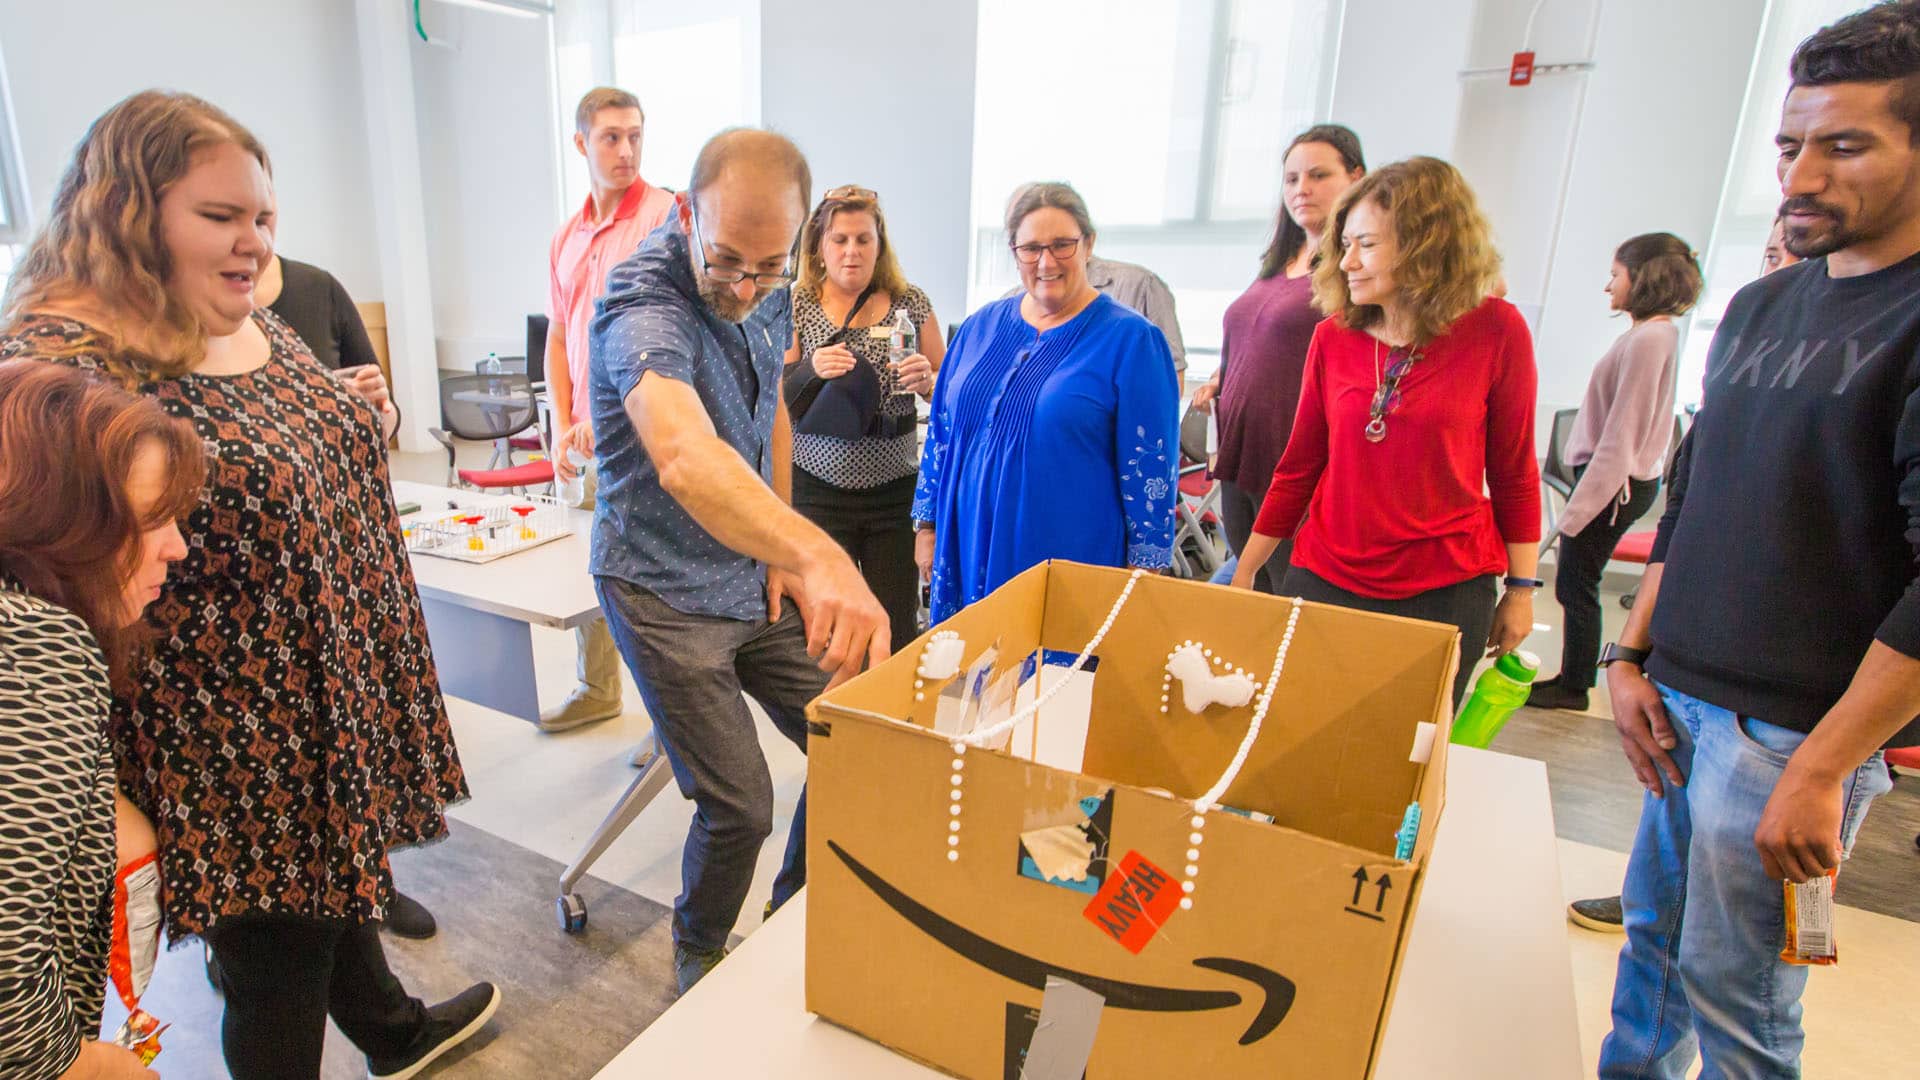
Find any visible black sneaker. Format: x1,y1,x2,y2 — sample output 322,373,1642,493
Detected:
367,983,501,1080
1568,895,1626,933
382,891,438,940
674,944,728,995
1527,679,1591,712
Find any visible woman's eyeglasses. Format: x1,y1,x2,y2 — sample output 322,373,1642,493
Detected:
1010,237,1083,264
1364,347,1421,443
823,185,878,202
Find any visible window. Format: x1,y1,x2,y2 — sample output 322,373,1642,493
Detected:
0,42,32,274
1679,1,1875,406
551,0,760,214
967,0,1341,377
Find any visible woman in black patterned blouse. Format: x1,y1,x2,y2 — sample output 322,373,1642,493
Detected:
781,184,945,645
0,91,498,1080
0,361,202,1080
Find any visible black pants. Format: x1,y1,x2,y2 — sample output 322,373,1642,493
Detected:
203,913,429,1080
1281,565,1498,708
1554,471,1661,689
791,469,920,647
1219,479,1291,594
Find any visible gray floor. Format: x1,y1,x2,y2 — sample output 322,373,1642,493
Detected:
102,822,678,1080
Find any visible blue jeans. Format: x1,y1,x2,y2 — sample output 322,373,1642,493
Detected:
1599,683,1892,1079
594,577,826,953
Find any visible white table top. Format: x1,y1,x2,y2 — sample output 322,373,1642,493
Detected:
393,480,601,630
596,745,1584,1079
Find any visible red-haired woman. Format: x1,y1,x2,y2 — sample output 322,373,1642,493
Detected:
0,90,495,1079
0,361,203,1080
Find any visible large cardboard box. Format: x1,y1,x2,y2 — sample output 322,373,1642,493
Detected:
805,561,1458,1079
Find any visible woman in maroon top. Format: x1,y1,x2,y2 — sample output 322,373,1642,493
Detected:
1194,125,1365,593
1230,157,1542,706
0,91,496,1080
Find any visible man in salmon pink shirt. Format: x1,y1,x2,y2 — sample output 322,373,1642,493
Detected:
541,86,674,732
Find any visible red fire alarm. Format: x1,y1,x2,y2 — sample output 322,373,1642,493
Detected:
1509,50,1536,86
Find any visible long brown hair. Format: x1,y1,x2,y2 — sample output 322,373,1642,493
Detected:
0,361,206,686
1311,156,1503,345
795,187,910,301
2,90,270,384
1258,124,1365,280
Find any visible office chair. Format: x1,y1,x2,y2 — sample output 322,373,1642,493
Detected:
429,372,554,493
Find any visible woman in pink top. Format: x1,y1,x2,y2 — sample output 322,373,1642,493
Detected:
1193,125,1365,592
1529,233,1702,711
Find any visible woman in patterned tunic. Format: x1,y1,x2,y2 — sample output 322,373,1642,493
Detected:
0,362,199,1080
0,91,497,1080
781,185,944,645
912,182,1180,624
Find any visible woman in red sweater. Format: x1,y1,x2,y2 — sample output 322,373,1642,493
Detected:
1230,157,1541,706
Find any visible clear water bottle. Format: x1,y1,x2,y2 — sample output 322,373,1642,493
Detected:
887,310,917,400
478,351,503,394
1450,649,1539,749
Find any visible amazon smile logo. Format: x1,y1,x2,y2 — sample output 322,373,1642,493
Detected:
826,841,1296,1045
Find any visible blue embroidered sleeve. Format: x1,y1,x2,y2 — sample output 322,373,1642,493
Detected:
1114,325,1180,569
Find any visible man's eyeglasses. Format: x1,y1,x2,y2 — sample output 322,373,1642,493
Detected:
1010,236,1083,264
688,199,798,289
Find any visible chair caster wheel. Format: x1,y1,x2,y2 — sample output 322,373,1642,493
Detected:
557,893,588,933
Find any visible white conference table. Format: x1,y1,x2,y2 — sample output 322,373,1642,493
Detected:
394,479,598,723
596,745,1584,1079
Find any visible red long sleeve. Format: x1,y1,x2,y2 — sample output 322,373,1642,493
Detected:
1251,297,1541,599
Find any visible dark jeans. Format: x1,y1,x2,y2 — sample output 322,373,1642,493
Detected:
1280,565,1498,708
1220,479,1291,594
791,469,920,646
202,913,428,1080
593,576,828,953
1555,471,1661,689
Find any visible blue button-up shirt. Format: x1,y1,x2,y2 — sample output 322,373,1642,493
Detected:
587,214,792,622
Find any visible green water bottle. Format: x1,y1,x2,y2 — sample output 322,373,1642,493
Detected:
1450,649,1538,749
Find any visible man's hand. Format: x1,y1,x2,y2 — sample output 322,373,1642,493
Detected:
1190,377,1220,413
767,566,803,623
554,420,595,481
1755,760,1846,882
811,342,857,380
1607,664,1684,796
795,544,890,688
914,527,935,583
891,352,935,397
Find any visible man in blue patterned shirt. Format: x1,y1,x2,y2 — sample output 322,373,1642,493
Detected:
588,128,888,994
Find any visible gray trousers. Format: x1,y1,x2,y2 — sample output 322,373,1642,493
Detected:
593,576,828,951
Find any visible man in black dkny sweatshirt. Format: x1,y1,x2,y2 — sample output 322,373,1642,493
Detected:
1598,5,1920,1078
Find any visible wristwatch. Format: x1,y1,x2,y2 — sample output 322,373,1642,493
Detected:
1502,575,1545,589
1598,642,1650,668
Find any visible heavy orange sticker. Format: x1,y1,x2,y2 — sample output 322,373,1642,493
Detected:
1083,850,1180,954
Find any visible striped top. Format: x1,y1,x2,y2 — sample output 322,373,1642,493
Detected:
914,293,1180,623
0,584,114,1080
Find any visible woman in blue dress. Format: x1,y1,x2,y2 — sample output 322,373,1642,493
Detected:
913,182,1180,623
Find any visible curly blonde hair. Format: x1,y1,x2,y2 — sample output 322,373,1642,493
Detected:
794,189,908,302
1311,156,1501,344
2,90,271,384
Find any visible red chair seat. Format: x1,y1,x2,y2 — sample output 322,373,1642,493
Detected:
508,434,544,451
459,460,554,489
1886,745,1920,770
1178,472,1214,498
1612,531,1655,564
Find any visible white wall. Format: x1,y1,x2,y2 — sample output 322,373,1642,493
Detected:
1326,0,1476,166
409,3,561,370
759,0,979,324
0,0,381,297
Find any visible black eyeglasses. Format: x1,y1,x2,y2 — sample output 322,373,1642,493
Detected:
688,199,798,289
1364,347,1421,443
1009,236,1083,264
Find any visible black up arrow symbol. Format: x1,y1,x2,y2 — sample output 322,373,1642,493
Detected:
1350,866,1370,906
1374,873,1394,913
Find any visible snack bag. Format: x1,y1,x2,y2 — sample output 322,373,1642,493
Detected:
108,853,169,1061
1780,866,1839,966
